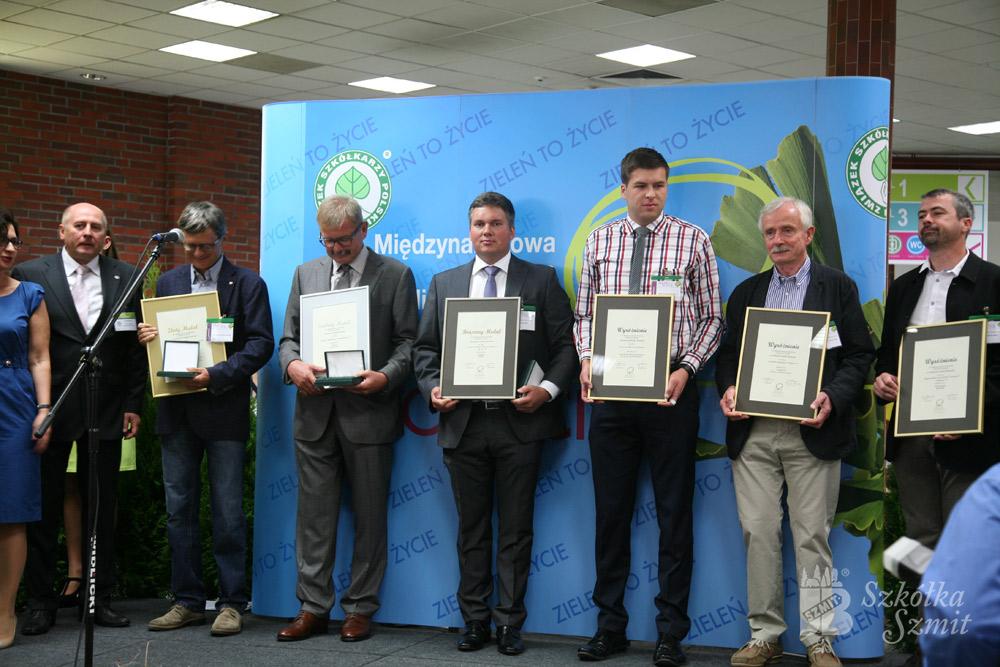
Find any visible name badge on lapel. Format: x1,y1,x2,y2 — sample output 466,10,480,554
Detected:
207,317,235,343
520,305,536,331
115,312,137,332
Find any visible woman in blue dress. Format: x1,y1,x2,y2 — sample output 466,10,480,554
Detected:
0,209,51,648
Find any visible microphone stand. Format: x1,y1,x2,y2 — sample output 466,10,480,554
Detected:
35,239,167,667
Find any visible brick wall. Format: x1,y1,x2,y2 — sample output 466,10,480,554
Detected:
0,69,262,272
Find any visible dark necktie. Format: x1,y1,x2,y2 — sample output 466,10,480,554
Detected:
629,226,650,294
334,264,351,290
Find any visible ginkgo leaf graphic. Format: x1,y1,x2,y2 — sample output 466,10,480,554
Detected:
335,167,370,199
871,146,888,182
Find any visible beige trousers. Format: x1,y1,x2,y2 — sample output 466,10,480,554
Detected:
733,418,840,645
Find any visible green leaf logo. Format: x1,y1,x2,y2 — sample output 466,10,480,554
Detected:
872,146,888,182
335,167,371,199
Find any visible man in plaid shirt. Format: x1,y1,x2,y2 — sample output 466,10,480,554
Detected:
574,147,723,666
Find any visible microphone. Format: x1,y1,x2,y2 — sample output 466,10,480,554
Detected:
152,228,185,243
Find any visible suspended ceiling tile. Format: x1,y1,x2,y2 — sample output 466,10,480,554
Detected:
601,18,705,43
913,0,1000,25
484,17,583,42
382,43,464,66
435,31,524,55
83,59,171,78
246,15,349,41
295,3,399,29
254,73,336,91
725,44,807,67
316,31,414,54
115,78,199,96
415,4,522,30
238,0,328,12
0,21,73,46
471,0,585,13
941,40,1000,65
366,18,465,42
494,43,578,66
269,43,360,64
191,62,285,82
5,8,113,34
542,4,648,29
121,49,206,71
339,0,458,17
896,12,947,39
209,28,301,53
50,36,147,59
668,3,771,29
13,45,107,67
289,63,372,84
336,53,424,75
759,56,825,77
46,0,156,23
0,53,67,75
87,24,179,49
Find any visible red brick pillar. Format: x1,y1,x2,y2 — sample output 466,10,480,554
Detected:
826,0,895,119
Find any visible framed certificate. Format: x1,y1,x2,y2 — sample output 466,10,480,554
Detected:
141,291,228,398
300,286,370,372
895,319,986,437
734,307,830,420
441,297,521,399
589,294,673,402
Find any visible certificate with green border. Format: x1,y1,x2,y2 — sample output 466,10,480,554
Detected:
734,307,830,420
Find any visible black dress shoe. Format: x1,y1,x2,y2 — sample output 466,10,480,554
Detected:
94,605,130,628
577,630,629,661
457,620,490,651
496,625,525,655
653,634,686,666
21,609,56,636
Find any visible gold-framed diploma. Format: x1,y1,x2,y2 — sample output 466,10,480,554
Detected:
141,291,228,398
441,297,521,399
895,319,986,437
300,286,371,387
734,307,830,420
588,294,673,402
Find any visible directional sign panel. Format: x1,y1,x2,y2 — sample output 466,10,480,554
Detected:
889,170,989,264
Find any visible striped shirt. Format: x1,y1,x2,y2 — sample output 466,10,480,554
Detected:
764,256,812,310
574,213,724,374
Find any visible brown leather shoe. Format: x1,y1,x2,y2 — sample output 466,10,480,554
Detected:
340,613,371,642
276,610,328,642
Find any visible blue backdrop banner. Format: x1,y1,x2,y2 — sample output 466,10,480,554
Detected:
256,78,889,658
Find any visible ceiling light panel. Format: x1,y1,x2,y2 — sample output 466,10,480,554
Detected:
596,44,695,67
948,120,1000,135
171,1,278,27
348,76,435,94
160,40,256,62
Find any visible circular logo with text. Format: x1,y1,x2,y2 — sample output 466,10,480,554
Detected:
314,150,392,228
846,126,889,219
888,234,901,255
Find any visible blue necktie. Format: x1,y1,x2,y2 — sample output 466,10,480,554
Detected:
483,265,499,297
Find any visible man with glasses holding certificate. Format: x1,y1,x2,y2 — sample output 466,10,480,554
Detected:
140,201,274,636
277,195,417,643
412,192,576,656
874,188,1000,549
716,198,873,667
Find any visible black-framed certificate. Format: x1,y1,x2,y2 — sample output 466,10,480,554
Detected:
441,297,521,399
895,319,986,437
589,294,673,402
734,307,830,420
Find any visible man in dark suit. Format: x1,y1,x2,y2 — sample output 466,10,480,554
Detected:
276,195,417,643
14,202,146,633
139,202,273,636
412,192,577,656
874,188,1000,549
716,198,873,667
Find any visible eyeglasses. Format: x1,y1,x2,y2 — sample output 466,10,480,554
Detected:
183,239,222,253
318,223,363,247
4,237,23,248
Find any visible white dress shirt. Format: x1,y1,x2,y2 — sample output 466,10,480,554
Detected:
909,251,970,326
469,252,559,399
330,246,369,290
62,248,103,332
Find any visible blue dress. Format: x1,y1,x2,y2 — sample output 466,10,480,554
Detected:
0,281,44,523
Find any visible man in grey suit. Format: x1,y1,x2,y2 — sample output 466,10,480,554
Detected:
413,192,577,656
276,196,417,643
